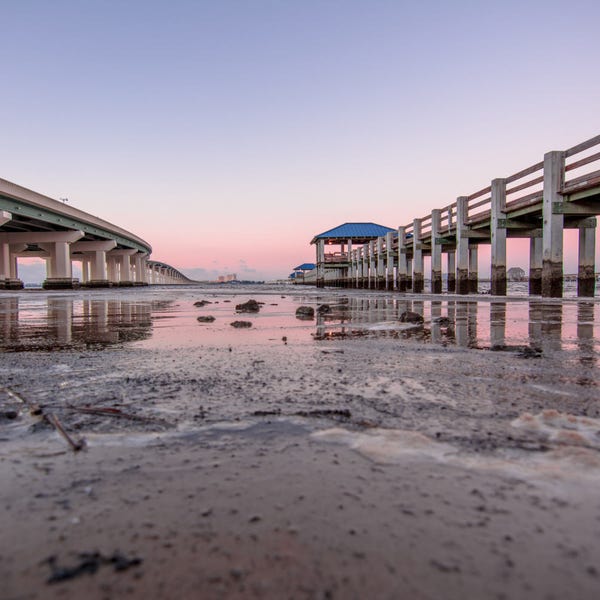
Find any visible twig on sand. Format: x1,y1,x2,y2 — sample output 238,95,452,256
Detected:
63,406,158,423
44,413,86,451
1,386,42,415
1,386,86,452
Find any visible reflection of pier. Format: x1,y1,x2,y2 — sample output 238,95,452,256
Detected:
311,296,597,363
0,296,155,350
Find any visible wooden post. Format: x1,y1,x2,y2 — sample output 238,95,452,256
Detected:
347,239,353,288
369,240,376,289
316,239,325,288
376,236,385,289
397,226,407,292
386,231,394,289
542,150,565,297
490,178,507,295
456,197,470,294
469,246,478,293
362,244,369,288
431,209,442,293
577,218,596,297
412,219,423,293
529,236,542,295
447,207,456,292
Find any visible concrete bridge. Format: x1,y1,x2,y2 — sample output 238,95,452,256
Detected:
310,134,600,297
0,177,190,288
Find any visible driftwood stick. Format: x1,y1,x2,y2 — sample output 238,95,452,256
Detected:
44,413,86,451
0,386,42,415
63,406,156,422
1,386,85,451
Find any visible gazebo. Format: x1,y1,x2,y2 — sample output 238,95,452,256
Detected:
289,262,316,283
310,222,395,287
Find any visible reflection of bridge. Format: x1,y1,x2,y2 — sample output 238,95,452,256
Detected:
0,295,158,350
311,135,600,298
0,177,190,288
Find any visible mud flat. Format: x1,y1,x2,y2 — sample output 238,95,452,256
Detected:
1,286,599,599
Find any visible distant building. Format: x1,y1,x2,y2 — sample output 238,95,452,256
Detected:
507,267,526,281
217,273,237,283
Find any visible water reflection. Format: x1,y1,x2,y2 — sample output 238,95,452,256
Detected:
0,292,598,366
0,296,154,351
311,295,598,364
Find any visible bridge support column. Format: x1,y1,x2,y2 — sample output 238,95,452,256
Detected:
91,251,108,285
412,219,423,293
456,197,470,294
107,256,118,284
132,253,144,286
120,256,133,286
385,232,394,289
376,237,385,289
490,178,507,295
139,255,149,285
43,241,79,289
397,227,407,292
431,210,442,294
0,242,11,289
0,237,23,289
71,240,116,287
542,151,565,297
0,212,11,288
577,218,596,297
0,244,23,289
108,249,137,286
529,237,542,295
447,251,456,292
80,258,90,284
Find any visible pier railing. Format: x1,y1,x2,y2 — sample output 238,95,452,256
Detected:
398,135,600,236
316,134,600,298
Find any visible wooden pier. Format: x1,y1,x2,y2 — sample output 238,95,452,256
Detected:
308,135,600,297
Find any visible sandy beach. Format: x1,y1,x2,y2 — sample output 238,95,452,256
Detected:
1,285,600,599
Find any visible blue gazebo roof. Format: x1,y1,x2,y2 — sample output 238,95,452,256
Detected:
311,222,395,244
293,263,316,271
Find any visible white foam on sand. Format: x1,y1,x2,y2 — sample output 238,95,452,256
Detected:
511,409,600,449
312,428,457,463
312,418,600,486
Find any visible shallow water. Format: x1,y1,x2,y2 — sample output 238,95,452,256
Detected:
0,285,598,362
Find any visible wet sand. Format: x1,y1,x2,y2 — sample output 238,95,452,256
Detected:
1,286,600,599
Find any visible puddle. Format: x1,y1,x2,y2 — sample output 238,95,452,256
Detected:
0,287,598,365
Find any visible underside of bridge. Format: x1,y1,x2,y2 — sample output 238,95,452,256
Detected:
0,178,189,289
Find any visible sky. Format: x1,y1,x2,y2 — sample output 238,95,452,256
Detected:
1,0,600,281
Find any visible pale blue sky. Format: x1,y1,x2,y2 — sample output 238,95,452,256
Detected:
2,0,599,279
